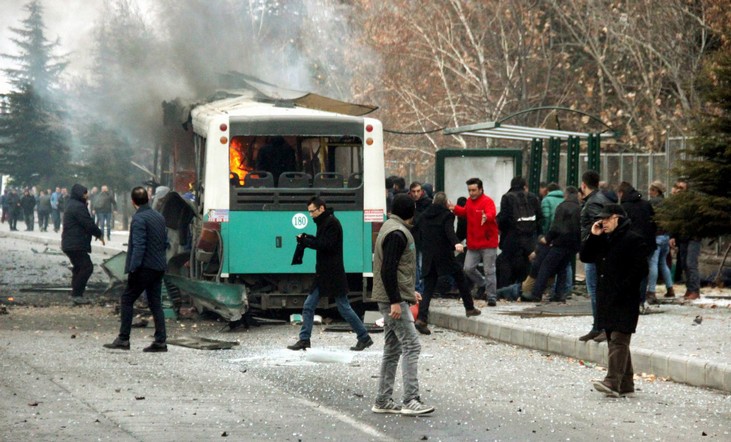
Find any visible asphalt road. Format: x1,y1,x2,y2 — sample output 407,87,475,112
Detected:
1,236,730,441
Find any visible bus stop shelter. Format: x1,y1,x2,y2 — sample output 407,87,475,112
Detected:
443,107,616,194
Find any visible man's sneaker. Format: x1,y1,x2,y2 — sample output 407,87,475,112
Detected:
143,342,168,352
287,339,311,351
401,398,435,415
71,297,91,306
593,380,620,398
103,338,130,350
414,320,431,335
487,297,497,307
350,336,374,351
465,308,481,317
371,399,402,414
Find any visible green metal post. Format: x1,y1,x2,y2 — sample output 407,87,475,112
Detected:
588,133,601,172
528,138,543,195
566,136,580,187
547,137,561,184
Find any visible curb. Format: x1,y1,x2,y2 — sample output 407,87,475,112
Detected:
0,231,125,257
430,308,731,393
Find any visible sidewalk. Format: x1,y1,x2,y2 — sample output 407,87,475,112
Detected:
3,219,730,393
429,292,731,393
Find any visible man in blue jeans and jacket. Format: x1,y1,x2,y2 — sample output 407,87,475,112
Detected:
104,186,169,352
287,197,373,352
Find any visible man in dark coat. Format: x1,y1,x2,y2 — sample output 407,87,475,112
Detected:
287,197,373,351
580,204,650,398
20,188,36,231
6,188,21,231
412,192,480,334
617,181,657,304
105,186,169,352
61,184,105,305
496,176,543,288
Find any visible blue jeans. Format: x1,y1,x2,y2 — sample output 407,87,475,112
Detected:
463,248,497,299
376,301,422,406
415,251,424,294
299,287,368,342
647,235,673,293
584,262,598,332
530,246,573,301
679,240,701,293
97,211,112,239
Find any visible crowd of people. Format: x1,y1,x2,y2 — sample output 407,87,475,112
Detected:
1,184,117,236
383,172,701,338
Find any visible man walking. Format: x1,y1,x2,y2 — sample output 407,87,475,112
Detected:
496,176,543,289
413,192,481,335
578,170,613,342
580,204,650,398
287,197,373,351
94,185,117,241
20,188,36,231
452,178,499,306
371,194,434,415
61,184,105,305
50,186,62,233
104,186,169,352
37,189,52,232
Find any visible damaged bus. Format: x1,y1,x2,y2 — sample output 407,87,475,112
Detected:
163,86,385,322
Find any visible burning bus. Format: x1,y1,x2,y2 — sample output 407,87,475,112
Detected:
161,80,385,321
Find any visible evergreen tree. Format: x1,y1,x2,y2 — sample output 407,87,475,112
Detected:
656,50,731,239
0,0,70,187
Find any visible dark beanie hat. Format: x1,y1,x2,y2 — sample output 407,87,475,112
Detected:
391,193,415,220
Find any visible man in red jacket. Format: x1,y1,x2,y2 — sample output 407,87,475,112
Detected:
452,178,499,306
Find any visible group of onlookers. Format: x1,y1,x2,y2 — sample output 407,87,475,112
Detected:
1,184,116,237
383,172,702,337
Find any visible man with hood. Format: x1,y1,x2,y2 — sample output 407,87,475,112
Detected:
287,197,373,352
580,204,650,398
371,193,434,416
412,192,480,335
61,184,105,305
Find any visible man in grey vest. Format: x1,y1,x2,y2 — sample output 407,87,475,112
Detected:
370,194,434,416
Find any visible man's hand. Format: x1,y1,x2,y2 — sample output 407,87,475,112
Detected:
481,210,487,226
389,303,402,319
414,291,422,302
591,220,603,236
669,238,676,248
454,243,464,253
100,236,106,246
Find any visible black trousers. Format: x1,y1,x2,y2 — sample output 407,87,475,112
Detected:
497,236,534,288
418,260,475,323
118,269,166,343
65,250,94,298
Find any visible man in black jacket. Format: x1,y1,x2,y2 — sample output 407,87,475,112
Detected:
104,186,169,352
617,181,657,305
580,204,650,398
496,176,543,288
61,184,105,305
20,188,36,231
578,170,613,342
287,197,373,351
527,186,582,302
412,192,480,335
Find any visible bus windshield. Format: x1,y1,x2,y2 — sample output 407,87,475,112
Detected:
229,135,363,189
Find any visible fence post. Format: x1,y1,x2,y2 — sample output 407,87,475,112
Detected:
588,133,601,172
566,136,580,187
547,137,561,184
528,138,543,195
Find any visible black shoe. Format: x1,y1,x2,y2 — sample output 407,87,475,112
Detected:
287,339,311,351
350,336,374,351
579,330,601,342
414,320,431,335
487,297,497,307
593,332,607,343
143,342,168,352
475,285,487,300
71,297,91,306
103,338,130,350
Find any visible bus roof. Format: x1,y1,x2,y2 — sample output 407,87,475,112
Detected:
191,93,376,137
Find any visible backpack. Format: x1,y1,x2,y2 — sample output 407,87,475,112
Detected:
511,192,537,234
